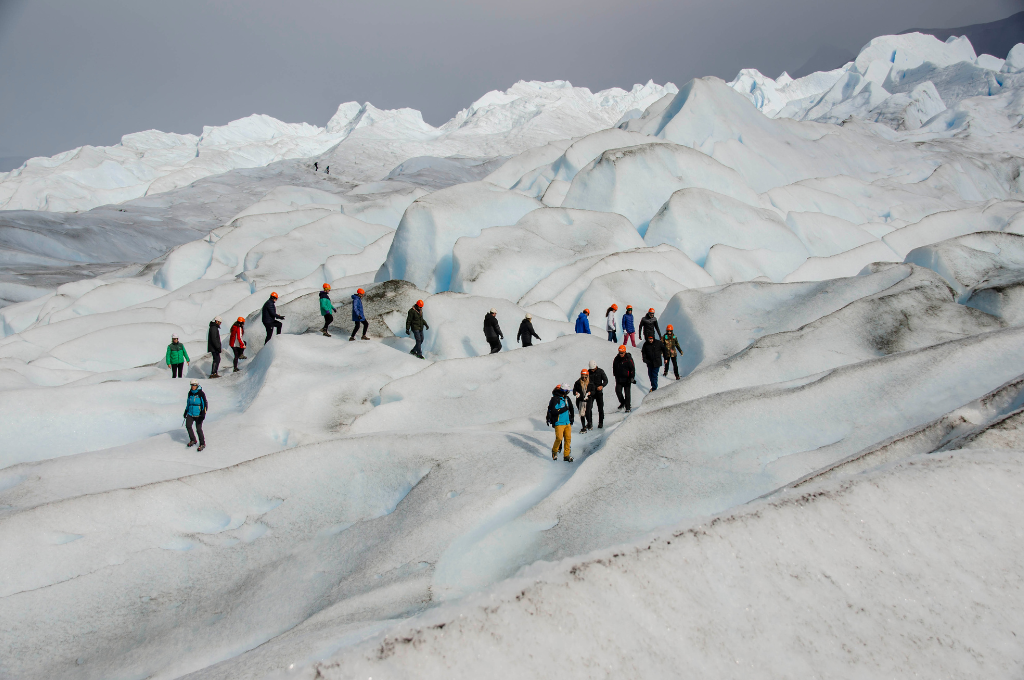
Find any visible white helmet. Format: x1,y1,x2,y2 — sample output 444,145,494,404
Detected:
589,360,597,369
525,313,532,320
490,308,498,314
214,316,222,323
189,379,199,386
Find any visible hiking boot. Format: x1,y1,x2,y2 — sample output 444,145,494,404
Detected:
187,440,197,448
233,368,240,373
625,408,632,413
416,353,425,359
564,456,574,463
209,373,220,379
239,355,247,359
197,444,205,452
552,453,558,460
322,329,331,337
361,335,370,340
349,336,356,341
598,422,603,429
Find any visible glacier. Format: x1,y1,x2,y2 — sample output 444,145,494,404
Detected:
1,29,1024,680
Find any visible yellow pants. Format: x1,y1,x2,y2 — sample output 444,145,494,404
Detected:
552,425,572,459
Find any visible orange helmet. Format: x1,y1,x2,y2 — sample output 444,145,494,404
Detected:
618,345,626,351
581,369,588,374
270,292,278,299
356,288,365,295
416,299,424,307
648,307,655,313
666,324,673,331
583,308,590,314
611,304,618,310
323,283,331,290
237,316,245,323
626,305,632,310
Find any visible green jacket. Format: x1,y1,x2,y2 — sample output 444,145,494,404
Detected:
166,342,189,365
319,295,334,315
663,333,683,358
406,306,429,333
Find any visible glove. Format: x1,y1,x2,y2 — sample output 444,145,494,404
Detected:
633,379,637,384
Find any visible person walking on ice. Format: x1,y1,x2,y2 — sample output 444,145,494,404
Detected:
642,333,665,391
262,292,285,343
517,313,541,347
546,383,575,462
575,308,591,334
229,317,246,372
406,299,428,359
319,284,336,336
605,304,618,342
484,308,503,354
640,307,661,341
350,288,369,341
166,334,189,378
208,317,222,378
662,324,683,380
622,305,636,347
184,379,209,451
573,369,593,433
613,344,636,412
587,359,608,428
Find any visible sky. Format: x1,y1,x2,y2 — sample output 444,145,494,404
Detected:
0,0,1021,165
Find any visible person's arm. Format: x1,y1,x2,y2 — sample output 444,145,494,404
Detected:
532,326,541,340
183,347,190,363
165,345,171,365
655,320,662,338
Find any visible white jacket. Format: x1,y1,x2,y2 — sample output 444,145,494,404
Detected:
606,310,616,332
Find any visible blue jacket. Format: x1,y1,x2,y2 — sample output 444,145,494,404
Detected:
622,312,635,334
352,293,365,321
553,394,573,426
575,312,591,334
184,387,208,418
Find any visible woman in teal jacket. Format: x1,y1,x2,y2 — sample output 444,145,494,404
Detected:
166,334,190,379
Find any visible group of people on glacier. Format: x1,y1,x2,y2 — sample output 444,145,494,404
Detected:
166,285,682,458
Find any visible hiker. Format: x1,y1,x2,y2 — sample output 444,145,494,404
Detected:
484,308,503,353
319,283,336,336
587,359,609,428
545,383,575,462
622,305,636,347
575,308,591,334
517,313,541,347
208,317,223,378
262,292,285,343
166,334,189,378
605,304,618,342
184,379,209,452
406,299,428,359
642,333,665,391
612,344,636,412
639,308,661,341
314,162,318,172
350,288,369,341
325,166,330,174
663,324,683,380
573,369,593,433
229,317,246,372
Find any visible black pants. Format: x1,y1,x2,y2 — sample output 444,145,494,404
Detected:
211,351,220,376
577,398,592,429
411,328,424,355
487,336,502,353
322,313,333,330
170,363,184,378
264,321,282,343
590,390,605,426
664,355,678,378
186,415,205,446
232,346,244,370
521,337,532,347
350,319,368,339
616,381,631,410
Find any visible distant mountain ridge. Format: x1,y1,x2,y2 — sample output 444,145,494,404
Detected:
902,10,1024,59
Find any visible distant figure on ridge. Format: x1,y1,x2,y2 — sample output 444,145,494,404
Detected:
662,324,683,380
587,359,608,428
575,308,591,334
605,304,618,342
545,383,575,463
319,283,336,336
262,292,285,343
350,288,369,341
208,316,222,378
166,333,189,379
640,307,661,341
229,317,246,372
406,299,428,359
484,308,503,353
314,162,318,172
642,333,665,391
184,379,208,452
622,305,636,346
573,369,592,433
517,313,541,347
613,344,636,412
325,166,330,174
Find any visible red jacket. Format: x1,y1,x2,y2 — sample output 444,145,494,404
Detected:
230,322,245,348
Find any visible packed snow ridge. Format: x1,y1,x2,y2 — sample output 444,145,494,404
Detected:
2,31,1024,680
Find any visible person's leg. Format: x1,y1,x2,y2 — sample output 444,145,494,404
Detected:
275,321,283,336
663,357,669,376
563,427,572,460
671,356,679,379
607,330,615,342
323,314,333,332
211,351,220,376
628,332,636,347
624,381,632,410
186,416,197,444
552,426,565,459
233,347,242,370
360,320,369,339
488,337,501,354
595,391,604,427
648,365,659,391
264,324,274,344
173,363,184,378
615,382,625,408
195,417,205,447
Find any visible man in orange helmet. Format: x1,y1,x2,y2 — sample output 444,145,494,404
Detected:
350,288,369,341
639,307,661,341
662,324,683,380
262,291,285,344
406,299,428,359
612,344,636,412
229,317,246,372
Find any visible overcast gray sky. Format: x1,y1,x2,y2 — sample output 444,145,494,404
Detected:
0,0,1020,163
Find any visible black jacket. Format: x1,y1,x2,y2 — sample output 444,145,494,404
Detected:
613,353,636,382
573,378,591,402
262,297,284,326
517,319,541,345
406,306,428,333
546,389,575,426
663,332,682,358
484,313,503,339
639,313,661,340
207,321,222,353
588,366,609,392
642,338,664,366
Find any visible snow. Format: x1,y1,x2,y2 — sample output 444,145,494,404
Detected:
2,23,1024,680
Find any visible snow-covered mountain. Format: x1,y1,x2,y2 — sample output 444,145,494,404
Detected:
0,80,675,213
2,29,1024,680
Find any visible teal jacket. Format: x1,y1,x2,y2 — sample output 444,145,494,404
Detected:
319,291,335,316
166,342,189,365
